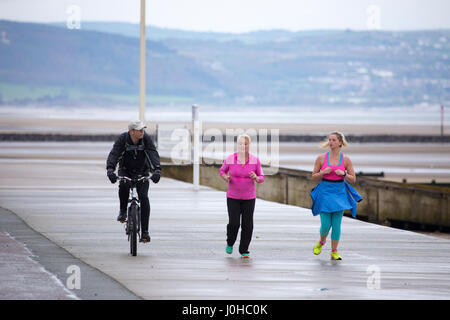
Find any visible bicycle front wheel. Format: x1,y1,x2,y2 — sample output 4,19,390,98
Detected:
129,204,138,256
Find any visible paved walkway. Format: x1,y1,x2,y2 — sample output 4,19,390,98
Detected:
0,229,77,300
1,158,450,299
0,206,140,300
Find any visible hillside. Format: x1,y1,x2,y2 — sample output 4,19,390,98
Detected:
1,20,449,107
0,20,223,106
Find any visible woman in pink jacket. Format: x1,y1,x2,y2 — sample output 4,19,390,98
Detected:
220,134,265,258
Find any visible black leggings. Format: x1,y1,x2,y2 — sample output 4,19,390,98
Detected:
226,197,256,254
119,180,150,233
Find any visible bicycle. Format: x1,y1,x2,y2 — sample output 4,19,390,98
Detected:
117,175,150,256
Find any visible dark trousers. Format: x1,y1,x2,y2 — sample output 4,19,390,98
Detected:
226,197,256,254
119,180,150,233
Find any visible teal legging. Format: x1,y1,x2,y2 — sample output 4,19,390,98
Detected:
319,211,344,241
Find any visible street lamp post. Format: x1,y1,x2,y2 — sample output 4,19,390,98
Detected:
192,105,200,190
139,0,146,122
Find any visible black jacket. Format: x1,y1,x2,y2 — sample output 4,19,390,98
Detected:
106,132,161,176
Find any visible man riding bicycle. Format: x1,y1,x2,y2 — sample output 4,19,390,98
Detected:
106,120,161,243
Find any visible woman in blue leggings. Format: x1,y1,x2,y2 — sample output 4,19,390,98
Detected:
310,132,362,260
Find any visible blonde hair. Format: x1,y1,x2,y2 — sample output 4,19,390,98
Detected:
237,134,251,144
320,131,348,148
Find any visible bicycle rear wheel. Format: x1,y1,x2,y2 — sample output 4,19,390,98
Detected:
129,204,138,256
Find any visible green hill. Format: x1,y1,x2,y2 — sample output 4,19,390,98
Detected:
1,20,449,107
0,20,223,106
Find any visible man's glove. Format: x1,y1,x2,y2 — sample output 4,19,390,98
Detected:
107,169,118,184
150,169,161,184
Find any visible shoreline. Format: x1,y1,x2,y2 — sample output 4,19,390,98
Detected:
1,117,449,184
1,140,450,184
1,117,449,136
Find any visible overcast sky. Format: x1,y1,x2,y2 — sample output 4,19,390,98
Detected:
1,0,450,33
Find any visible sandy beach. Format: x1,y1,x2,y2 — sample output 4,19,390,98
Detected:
1,115,449,184
0,140,449,184
0,116,449,136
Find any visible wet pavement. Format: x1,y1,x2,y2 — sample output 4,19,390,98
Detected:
0,156,450,299
0,230,77,300
0,206,140,300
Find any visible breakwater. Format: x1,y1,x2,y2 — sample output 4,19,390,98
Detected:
1,133,450,143
161,158,450,231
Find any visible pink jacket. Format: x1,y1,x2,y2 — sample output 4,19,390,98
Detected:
219,153,265,200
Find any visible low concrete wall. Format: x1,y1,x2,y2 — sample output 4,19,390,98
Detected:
161,158,450,228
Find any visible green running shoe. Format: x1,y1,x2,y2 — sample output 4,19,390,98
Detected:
241,253,250,259
226,245,233,254
330,251,342,260
313,241,324,255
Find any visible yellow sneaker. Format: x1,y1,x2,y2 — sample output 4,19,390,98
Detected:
313,241,324,255
330,251,342,260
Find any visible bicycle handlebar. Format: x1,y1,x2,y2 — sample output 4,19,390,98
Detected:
117,175,150,183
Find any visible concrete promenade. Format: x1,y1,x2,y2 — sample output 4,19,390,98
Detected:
1,157,450,299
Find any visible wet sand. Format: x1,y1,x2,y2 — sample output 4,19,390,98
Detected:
1,116,449,183
1,116,449,136
1,140,449,184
